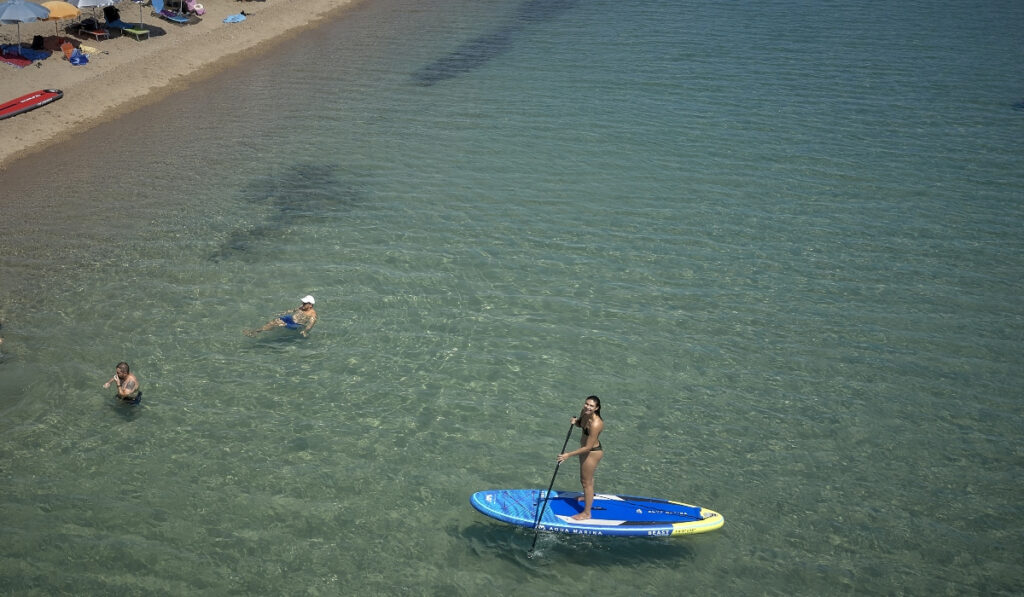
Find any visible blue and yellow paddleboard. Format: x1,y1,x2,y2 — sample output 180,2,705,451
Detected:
470,489,723,537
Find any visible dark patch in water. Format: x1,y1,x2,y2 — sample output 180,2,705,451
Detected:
1013,99,1024,111
412,0,577,86
211,162,362,262
413,26,518,87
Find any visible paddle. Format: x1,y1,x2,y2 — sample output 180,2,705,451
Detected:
528,422,575,556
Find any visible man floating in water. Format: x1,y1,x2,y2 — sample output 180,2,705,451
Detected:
245,295,318,338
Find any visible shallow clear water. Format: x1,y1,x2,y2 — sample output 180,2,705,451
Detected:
1,0,1022,594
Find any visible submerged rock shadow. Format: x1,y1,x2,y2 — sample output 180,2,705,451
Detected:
412,0,578,86
211,162,363,262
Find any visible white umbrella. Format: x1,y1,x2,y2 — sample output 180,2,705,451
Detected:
67,0,111,24
0,0,50,56
67,0,113,9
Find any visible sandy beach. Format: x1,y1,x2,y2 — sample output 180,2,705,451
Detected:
0,0,361,171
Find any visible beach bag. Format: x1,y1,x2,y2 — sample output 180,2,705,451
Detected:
32,35,44,50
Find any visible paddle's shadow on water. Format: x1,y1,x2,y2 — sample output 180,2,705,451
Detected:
411,0,577,86
211,162,363,262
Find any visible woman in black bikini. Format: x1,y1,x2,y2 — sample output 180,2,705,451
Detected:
557,395,604,520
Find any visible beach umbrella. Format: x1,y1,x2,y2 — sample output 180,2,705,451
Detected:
68,0,112,9
0,0,50,55
41,0,78,42
133,0,145,28
67,0,111,21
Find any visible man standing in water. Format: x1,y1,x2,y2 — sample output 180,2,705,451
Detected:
245,295,318,338
103,362,142,404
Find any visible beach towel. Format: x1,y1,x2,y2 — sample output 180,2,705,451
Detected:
0,53,32,68
223,13,246,23
1,45,51,67
69,49,88,65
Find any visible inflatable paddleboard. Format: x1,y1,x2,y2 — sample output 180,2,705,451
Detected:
470,489,723,537
0,89,63,121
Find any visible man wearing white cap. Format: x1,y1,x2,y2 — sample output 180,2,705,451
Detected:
245,295,318,338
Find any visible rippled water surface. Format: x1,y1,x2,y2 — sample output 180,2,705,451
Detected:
1,0,1022,594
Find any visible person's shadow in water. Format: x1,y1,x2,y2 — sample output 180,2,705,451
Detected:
108,398,143,421
453,520,702,569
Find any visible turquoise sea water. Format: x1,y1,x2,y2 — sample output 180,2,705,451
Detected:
1,0,1023,593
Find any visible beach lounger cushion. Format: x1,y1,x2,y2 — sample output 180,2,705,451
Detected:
152,0,195,25
123,27,150,41
78,26,110,41
105,19,149,40
157,10,190,24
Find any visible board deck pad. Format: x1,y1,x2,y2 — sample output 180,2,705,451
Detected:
470,489,724,537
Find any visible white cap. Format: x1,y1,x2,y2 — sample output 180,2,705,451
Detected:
301,295,315,305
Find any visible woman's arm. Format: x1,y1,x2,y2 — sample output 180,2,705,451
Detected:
558,418,602,462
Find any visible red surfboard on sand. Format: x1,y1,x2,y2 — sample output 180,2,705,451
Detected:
0,89,63,121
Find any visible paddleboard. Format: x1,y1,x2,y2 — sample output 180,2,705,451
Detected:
0,89,63,121
470,489,724,537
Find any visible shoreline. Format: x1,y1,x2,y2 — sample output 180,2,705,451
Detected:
0,0,363,171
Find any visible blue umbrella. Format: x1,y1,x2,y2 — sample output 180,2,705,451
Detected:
0,0,50,56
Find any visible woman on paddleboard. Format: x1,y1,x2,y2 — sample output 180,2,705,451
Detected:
557,395,604,520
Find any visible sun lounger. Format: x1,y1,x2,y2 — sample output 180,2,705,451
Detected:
105,19,149,40
156,9,190,24
76,22,110,41
152,0,195,25
122,26,150,40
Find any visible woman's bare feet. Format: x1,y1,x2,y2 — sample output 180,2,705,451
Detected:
571,512,591,521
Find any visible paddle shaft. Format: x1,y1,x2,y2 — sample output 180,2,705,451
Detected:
528,422,575,555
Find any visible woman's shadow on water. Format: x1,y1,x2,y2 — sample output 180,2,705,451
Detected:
453,521,701,569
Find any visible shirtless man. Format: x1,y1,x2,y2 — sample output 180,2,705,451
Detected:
245,295,318,338
103,362,142,404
